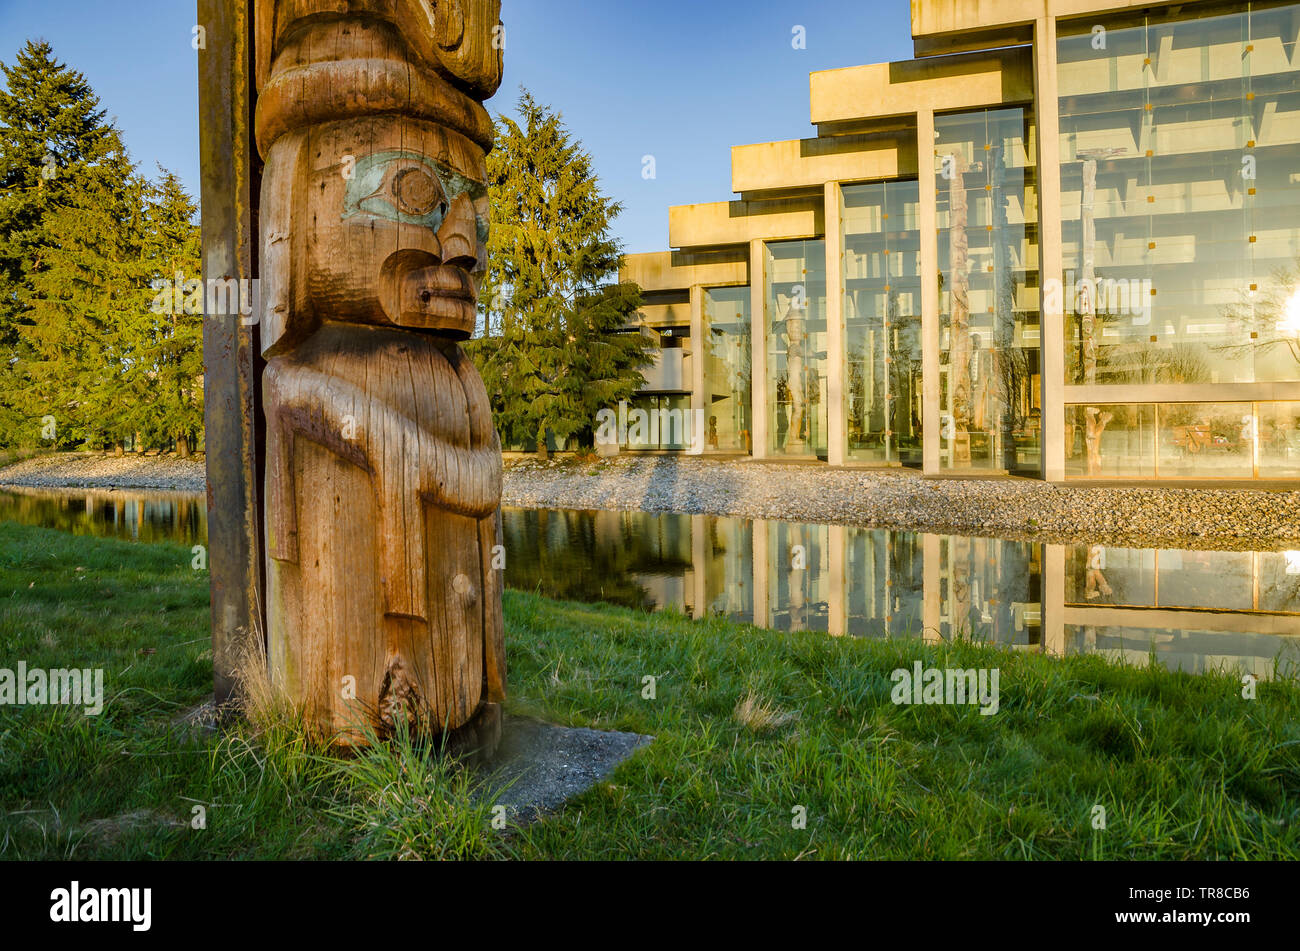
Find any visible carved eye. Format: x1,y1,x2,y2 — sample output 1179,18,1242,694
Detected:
392,166,447,219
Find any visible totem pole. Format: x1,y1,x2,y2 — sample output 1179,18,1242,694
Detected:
254,0,506,743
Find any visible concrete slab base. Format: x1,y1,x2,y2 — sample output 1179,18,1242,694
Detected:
474,716,653,826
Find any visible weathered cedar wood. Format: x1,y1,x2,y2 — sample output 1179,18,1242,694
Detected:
253,0,506,741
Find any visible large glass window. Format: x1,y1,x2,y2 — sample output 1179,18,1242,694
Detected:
765,240,828,458
935,107,1042,473
1066,399,1299,478
842,181,923,465
1064,403,1157,477
1259,401,1300,477
1058,4,1300,387
701,286,752,453
624,394,692,451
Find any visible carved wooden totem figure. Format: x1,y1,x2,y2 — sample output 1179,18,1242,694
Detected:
254,0,505,743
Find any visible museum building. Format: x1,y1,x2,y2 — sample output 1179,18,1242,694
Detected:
618,0,1300,481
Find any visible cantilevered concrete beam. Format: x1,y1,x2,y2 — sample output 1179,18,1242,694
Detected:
811,50,1033,128
670,199,822,251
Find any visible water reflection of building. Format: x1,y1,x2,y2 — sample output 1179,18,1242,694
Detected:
502,508,1300,681
1058,544,1300,680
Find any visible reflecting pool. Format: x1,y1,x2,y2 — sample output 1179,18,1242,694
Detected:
2,486,1296,680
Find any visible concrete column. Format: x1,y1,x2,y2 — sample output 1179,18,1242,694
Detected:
690,284,706,453
918,107,941,476
1034,15,1066,483
749,239,768,459
828,524,846,636
1043,543,1066,655
824,181,847,467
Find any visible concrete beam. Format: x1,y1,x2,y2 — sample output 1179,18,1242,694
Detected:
810,49,1033,126
670,199,822,250
910,0,1222,58
621,249,748,293
732,133,915,195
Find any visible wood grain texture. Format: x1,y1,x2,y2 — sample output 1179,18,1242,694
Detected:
255,0,505,741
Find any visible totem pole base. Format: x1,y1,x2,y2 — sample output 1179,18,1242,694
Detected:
443,701,503,763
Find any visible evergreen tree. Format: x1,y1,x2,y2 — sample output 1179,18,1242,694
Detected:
136,169,203,456
22,150,145,449
469,90,652,456
0,40,136,447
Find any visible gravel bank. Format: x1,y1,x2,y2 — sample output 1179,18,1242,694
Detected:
0,452,206,492
5,452,1297,550
502,456,1300,551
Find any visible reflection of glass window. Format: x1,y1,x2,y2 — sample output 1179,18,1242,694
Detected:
935,107,1041,473
939,536,1040,644
766,521,830,632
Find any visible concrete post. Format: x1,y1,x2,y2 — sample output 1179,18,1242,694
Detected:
1035,14,1066,482
922,530,942,643
690,283,705,452
750,239,768,459
918,107,941,476
824,181,847,467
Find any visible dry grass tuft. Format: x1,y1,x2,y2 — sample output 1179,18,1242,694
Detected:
733,691,798,733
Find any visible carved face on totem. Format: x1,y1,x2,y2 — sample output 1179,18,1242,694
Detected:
255,0,503,349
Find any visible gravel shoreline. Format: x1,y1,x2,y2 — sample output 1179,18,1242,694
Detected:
0,452,206,492
3,452,1298,550
501,456,1300,551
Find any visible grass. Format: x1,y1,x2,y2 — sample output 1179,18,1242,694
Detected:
1,520,1299,860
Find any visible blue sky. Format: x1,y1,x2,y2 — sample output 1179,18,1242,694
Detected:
0,0,914,253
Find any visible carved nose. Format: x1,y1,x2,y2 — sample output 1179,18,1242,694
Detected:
437,193,478,270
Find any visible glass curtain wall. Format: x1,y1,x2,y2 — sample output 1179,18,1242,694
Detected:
701,286,752,453
765,239,828,458
1058,3,1300,478
842,181,923,465
935,107,1042,473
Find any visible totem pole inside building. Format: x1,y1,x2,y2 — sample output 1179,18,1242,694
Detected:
253,0,506,744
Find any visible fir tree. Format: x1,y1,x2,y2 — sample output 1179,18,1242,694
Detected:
23,155,145,449
0,40,136,446
136,169,203,456
469,90,652,456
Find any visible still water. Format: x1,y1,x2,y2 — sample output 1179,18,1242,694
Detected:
3,486,1298,680
0,485,207,545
